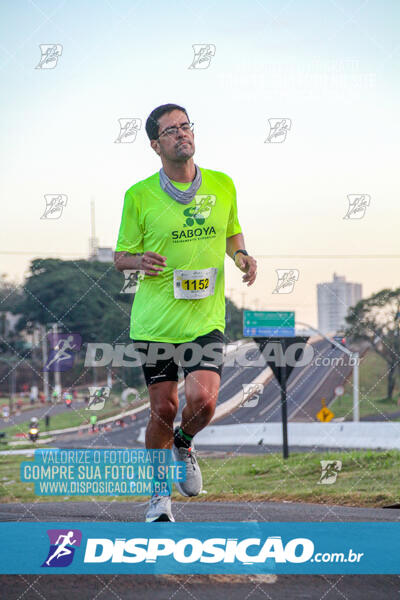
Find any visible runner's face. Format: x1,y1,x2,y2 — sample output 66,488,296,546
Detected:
153,110,195,162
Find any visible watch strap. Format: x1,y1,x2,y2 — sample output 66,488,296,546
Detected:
233,249,249,260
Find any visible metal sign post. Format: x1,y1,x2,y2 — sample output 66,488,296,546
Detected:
280,358,288,459
254,336,310,459
244,311,309,459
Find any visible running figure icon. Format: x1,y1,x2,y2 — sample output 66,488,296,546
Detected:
45,531,77,566
44,334,81,371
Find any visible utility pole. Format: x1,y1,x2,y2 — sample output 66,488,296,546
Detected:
51,323,62,401
0,358,17,413
93,356,98,387
107,365,112,389
89,199,99,259
41,324,49,403
10,367,16,412
87,344,98,387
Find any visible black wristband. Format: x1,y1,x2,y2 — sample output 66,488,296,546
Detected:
233,249,248,261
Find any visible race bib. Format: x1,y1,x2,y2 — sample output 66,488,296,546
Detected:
174,268,218,300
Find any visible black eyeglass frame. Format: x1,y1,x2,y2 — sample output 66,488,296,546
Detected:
156,122,194,140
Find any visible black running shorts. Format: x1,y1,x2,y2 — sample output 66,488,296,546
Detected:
131,329,224,387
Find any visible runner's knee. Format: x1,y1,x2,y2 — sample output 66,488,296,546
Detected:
186,391,216,418
150,396,178,424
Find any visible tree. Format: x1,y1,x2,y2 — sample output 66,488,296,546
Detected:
9,258,145,392
0,274,24,311
345,288,400,399
12,259,245,390
0,274,25,354
13,258,131,343
15,259,246,343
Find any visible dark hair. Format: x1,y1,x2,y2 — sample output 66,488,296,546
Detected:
145,103,189,140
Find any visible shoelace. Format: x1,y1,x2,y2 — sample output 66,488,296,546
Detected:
150,494,165,507
181,446,197,468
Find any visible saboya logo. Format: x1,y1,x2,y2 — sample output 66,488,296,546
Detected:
84,536,314,564
183,195,216,226
172,195,216,242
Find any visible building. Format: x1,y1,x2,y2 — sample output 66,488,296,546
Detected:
317,274,362,334
90,247,114,262
0,311,20,337
88,200,114,263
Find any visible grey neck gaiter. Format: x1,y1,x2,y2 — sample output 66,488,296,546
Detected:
159,164,202,204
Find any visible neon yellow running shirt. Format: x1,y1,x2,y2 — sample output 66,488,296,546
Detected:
115,167,242,342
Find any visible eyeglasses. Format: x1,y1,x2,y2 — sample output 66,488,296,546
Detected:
157,122,194,139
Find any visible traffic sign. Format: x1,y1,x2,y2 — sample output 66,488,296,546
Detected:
243,311,295,337
335,385,344,397
316,406,334,422
253,334,309,459
255,336,310,384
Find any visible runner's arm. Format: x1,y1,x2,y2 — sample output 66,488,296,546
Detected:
226,233,257,286
114,251,166,276
114,251,143,272
226,232,246,259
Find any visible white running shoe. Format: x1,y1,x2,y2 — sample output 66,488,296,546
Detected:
172,437,203,497
145,494,175,522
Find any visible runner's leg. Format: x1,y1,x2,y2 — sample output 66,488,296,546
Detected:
145,380,178,521
181,370,220,436
145,380,179,449
171,369,219,497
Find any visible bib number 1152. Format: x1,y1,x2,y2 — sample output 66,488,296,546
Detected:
173,268,217,300
182,278,209,291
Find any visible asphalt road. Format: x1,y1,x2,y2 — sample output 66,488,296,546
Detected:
0,339,364,450
1,499,399,522
1,501,399,600
0,400,88,429
55,339,352,450
222,340,353,425
1,572,398,600
4,343,395,599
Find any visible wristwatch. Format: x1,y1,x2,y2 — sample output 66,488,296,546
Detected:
233,249,248,261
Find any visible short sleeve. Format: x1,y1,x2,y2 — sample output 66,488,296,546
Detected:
226,178,242,237
115,189,144,253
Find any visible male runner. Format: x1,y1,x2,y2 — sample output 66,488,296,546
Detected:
114,103,257,522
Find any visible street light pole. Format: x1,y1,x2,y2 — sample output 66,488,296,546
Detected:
353,356,359,422
0,358,18,413
41,324,49,403
10,369,16,411
51,323,62,401
296,321,360,422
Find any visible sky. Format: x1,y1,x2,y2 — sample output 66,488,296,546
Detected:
1,0,399,328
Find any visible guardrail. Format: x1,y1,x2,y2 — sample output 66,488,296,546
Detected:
193,422,400,450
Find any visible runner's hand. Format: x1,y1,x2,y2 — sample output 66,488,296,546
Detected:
139,252,167,276
234,253,257,286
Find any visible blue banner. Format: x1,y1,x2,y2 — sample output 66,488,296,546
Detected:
0,522,399,574
19,449,185,496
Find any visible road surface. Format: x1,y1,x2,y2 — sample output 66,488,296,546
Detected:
55,339,354,450
0,500,399,599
